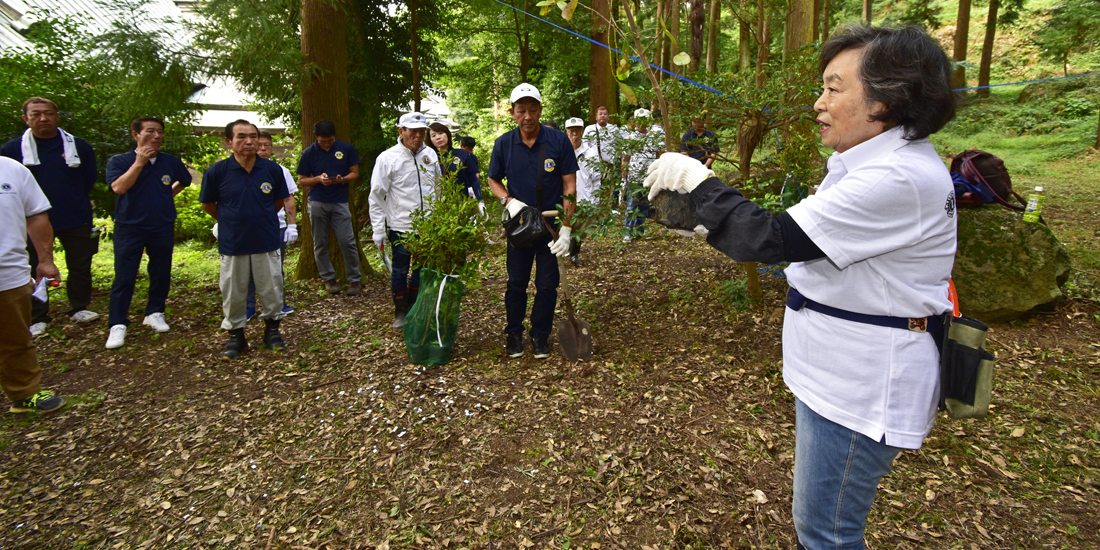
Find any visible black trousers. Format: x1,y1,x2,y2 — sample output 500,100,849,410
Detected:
505,234,559,339
27,223,98,323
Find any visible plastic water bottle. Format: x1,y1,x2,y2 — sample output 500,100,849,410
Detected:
1022,186,1044,223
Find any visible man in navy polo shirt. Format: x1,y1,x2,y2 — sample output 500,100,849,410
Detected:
201,120,290,360
296,120,362,296
1,97,100,336
679,116,719,168
487,83,578,359
103,117,192,350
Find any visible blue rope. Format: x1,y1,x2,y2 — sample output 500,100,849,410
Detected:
487,0,726,96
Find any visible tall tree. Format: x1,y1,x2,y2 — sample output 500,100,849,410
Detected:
669,0,681,75
298,0,368,281
755,0,769,88
952,0,971,90
862,0,872,23
739,0,752,70
786,0,813,58
821,0,831,42
813,0,820,42
410,0,421,112
976,0,999,99
591,0,615,118
689,0,706,72
706,0,721,72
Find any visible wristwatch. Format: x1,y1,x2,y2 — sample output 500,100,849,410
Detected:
500,196,510,205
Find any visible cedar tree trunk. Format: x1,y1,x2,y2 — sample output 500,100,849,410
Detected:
952,0,971,90
706,0,720,73
977,0,998,98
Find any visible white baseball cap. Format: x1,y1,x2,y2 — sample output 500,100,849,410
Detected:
509,83,542,104
397,112,429,129
634,108,651,118
565,117,584,128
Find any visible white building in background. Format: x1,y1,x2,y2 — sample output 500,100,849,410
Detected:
417,95,461,132
0,0,286,133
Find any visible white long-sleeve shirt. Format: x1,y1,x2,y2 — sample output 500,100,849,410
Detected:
369,140,441,235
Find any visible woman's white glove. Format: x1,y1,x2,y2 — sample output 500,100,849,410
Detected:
643,153,715,200
549,226,572,257
211,223,218,240
284,224,298,244
372,232,385,251
504,197,528,218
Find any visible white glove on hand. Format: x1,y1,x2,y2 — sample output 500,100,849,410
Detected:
504,197,528,219
372,232,385,251
549,226,572,257
643,153,715,201
284,224,298,244
211,223,218,240
477,201,486,217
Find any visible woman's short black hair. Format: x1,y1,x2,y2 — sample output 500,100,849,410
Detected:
820,25,956,141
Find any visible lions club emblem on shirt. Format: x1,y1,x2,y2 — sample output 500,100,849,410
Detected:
544,159,556,172
422,156,431,165
260,182,273,194
161,175,171,186
335,151,344,160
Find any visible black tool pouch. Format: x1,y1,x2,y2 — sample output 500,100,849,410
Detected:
502,142,549,249
938,314,995,419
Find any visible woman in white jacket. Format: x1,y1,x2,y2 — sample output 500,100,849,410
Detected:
368,112,441,329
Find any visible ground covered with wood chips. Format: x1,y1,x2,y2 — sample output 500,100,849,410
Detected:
2,227,1098,549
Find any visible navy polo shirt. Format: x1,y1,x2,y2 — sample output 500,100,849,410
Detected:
440,147,482,200
680,130,720,162
105,150,192,230
296,139,360,204
1,134,97,231
200,156,289,256
488,127,578,212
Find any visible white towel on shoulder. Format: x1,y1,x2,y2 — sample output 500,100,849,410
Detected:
21,127,81,167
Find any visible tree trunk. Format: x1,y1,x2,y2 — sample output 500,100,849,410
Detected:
755,0,769,89
812,0,820,42
669,0,680,75
821,0,830,42
1096,111,1100,149
862,0,872,23
657,0,668,80
611,0,621,118
689,0,705,73
591,0,613,118
739,0,751,71
705,0,720,72
952,0,971,90
786,0,813,57
410,0,421,112
977,0,998,98
298,0,370,282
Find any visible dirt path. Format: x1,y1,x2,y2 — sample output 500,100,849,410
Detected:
2,232,1097,549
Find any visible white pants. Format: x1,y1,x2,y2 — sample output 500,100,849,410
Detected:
220,251,285,330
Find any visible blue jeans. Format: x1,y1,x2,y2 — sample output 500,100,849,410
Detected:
108,225,174,326
388,230,420,293
504,234,558,339
624,188,649,234
793,398,902,550
248,227,288,313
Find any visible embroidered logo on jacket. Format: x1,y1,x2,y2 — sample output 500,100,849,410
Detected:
335,151,344,160
161,175,171,186
261,182,273,194
545,159,556,172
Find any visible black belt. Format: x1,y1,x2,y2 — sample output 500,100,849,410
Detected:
786,287,944,334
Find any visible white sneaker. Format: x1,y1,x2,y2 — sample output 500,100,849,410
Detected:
623,235,633,243
143,313,170,333
29,322,48,337
105,324,127,349
70,310,100,323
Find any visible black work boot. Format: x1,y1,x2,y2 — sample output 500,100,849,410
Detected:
221,328,248,360
569,238,583,266
263,319,286,351
531,334,551,359
506,333,524,358
408,287,419,308
392,292,409,330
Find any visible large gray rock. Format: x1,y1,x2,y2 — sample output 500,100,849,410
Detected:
953,207,1072,322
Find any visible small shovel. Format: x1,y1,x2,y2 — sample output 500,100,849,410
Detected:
542,214,593,361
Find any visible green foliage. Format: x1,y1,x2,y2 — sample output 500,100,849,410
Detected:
0,10,216,220
401,162,492,278
717,277,757,310
1035,0,1100,74
174,184,215,243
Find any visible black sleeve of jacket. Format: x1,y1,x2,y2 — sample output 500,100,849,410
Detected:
689,177,825,263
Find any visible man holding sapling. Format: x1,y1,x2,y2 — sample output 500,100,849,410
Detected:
368,112,440,330
487,83,578,359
